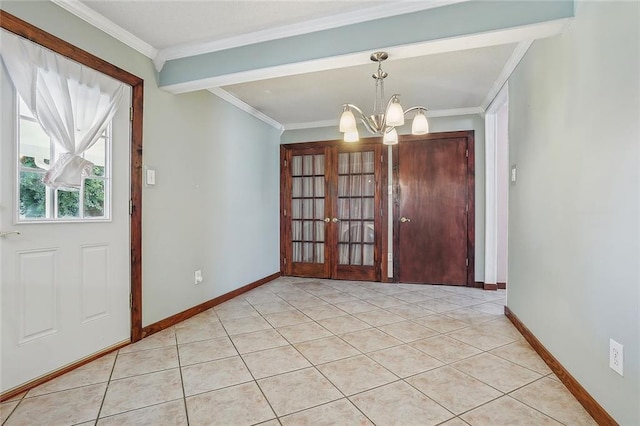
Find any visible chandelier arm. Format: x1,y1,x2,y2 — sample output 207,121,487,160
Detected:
403,106,429,115
345,103,377,134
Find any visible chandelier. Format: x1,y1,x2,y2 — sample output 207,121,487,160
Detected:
339,51,429,145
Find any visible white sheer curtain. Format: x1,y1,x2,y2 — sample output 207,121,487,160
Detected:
0,30,125,190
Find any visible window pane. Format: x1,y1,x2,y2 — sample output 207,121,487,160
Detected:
19,171,46,218
292,220,302,240
338,153,349,174
363,175,375,196
350,244,362,265
57,190,79,218
315,221,324,242
350,152,362,173
293,242,302,262
84,178,105,217
364,221,375,243
85,138,106,172
303,155,313,175
315,243,324,263
339,243,349,265
303,243,314,263
313,155,324,175
292,177,302,197
363,245,374,266
314,199,324,220
19,119,51,169
314,176,324,197
303,221,313,241
362,151,375,173
292,199,302,219
291,156,302,176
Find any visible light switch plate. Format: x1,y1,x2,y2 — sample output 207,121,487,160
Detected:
146,168,156,186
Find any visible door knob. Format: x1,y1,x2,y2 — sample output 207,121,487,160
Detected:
332,218,340,223
324,217,331,223
400,217,411,223
0,231,21,237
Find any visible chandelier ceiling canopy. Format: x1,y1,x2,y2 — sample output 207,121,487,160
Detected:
339,51,429,145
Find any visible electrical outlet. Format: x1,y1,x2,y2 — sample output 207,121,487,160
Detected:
609,339,624,376
194,269,203,285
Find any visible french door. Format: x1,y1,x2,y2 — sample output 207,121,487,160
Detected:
281,142,385,281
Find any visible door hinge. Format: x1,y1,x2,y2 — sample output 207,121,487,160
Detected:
465,149,469,158
129,293,133,308
129,107,134,122
380,207,383,218
283,257,287,265
466,258,469,267
284,159,288,168
381,155,383,163
129,199,133,215
465,204,469,213
284,209,287,217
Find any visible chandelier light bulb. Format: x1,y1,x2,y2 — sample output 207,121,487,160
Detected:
385,96,405,127
411,109,429,135
383,128,398,145
344,130,360,142
339,107,357,133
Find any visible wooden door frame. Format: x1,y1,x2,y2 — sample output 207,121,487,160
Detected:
280,137,388,282
1,11,144,341
392,131,475,286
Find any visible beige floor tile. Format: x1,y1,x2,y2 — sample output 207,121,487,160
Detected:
319,292,359,304
413,314,469,332
392,291,435,304
230,328,289,354
5,383,106,425
317,355,397,395
280,398,373,426
98,399,187,425
222,315,273,335
482,316,525,340
186,382,275,426
301,305,349,321
178,336,237,365
355,309,406,327
363,296,407,309
214,305,261,321
439,295,484,307
27,353,116,397
252,300,295,315
242,345,311,379
407,366,502,414
470,302,505,315
287,297,329,309
334,300,378,314
175,321,227,344
452,353,541,393
339,328,403,353
101,369,183,417
258,367,342,416
319,316,371,335
440,418,471,425
256,419,281,426
295,336,360,365
263,310,312,327
0,401,19,424
351,381,453,426
417,299,463,313
444,308,497,324
379,320,438,343
489,340,551,375
411,335,482,364
112,346,179,379
181,356,253,396
369,344,443,378
385,304,434,319
119,327,176,354
511,377,597,425
446,326,515,351
461,396,561,425
277,322,333,343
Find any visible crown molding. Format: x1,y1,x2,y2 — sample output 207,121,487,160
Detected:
284,120,339,131
51,0,157,59
481,40,532,111
208,88,284,133
156,0,469,70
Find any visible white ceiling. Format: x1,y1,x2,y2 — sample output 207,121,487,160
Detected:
67,0,530,130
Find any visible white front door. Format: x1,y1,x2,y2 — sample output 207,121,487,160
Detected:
0,60,132,393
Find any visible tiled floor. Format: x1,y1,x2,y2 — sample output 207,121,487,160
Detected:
1,277,597,425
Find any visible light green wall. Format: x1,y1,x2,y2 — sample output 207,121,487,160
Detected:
507,1,639,423
281,114,486,282
1,2,281,326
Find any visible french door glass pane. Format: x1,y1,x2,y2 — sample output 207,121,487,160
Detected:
291,153,326,265
336,150,375,267
19,171,46,219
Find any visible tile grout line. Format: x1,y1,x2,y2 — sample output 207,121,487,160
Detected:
93,348,119,424
174,329,191,426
